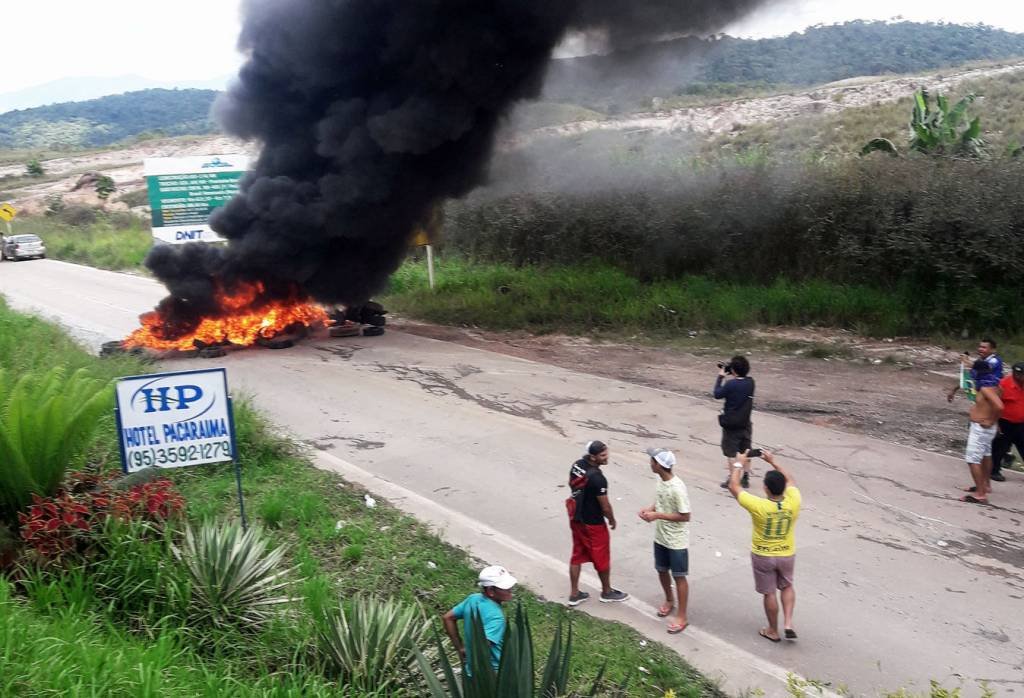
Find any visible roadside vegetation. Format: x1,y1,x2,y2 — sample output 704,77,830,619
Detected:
385,260,911,337
0,296,717,697
17,210,151,270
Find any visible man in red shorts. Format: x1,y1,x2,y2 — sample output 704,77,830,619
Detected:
566,440,629,605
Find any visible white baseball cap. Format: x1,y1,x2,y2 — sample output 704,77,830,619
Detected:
644,447,676,469
478,565,517,590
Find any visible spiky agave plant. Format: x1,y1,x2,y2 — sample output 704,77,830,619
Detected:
318,594,432,694
172,520,293,630
416,603,623,698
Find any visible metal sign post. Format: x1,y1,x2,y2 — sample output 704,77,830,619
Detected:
114,367,247,528
425,244,436,290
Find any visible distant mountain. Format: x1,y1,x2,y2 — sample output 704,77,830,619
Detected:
543,21,1024,111
0,75,230,114
0,89,220,149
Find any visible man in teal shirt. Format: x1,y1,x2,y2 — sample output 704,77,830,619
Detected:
443,565,517,674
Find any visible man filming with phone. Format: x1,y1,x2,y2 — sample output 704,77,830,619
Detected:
728,449,801,643
715,356,755,489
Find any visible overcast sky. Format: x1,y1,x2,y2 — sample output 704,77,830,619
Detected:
5,0,1024,93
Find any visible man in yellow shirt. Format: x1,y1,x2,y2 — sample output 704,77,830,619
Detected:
728,449,801,642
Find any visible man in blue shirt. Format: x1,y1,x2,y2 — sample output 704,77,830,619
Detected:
715,356,755,489
947,338,1007,481
443,565,517,674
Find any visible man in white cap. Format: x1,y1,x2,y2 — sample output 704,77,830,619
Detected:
638,447,691,634
442,564,517,674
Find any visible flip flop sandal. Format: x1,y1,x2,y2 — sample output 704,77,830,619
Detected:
667,623,688,634
963,486,977,492
785,629,798,639
960,495,988,504
656,604,674,618
759,629,781,643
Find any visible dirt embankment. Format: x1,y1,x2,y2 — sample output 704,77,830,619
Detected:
513,60,1024,145
1,136,253,215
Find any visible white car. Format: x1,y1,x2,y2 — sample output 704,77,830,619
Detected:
1,234,46,260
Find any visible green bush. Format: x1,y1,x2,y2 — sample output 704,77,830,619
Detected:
440,153,1024,334
85,519,192,635
0,367,113,528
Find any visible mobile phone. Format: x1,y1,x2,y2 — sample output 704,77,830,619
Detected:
747,448,763,458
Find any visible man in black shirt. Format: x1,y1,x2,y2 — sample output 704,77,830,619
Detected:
566,440,629,605
714,356,755,489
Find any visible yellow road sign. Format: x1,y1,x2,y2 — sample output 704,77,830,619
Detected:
411,228,431,246
0,203,16,222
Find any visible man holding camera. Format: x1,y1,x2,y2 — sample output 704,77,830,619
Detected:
715,356,755,489
728,449,801,642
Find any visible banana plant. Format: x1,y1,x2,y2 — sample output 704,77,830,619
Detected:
862,89,985,158
416,603,624,698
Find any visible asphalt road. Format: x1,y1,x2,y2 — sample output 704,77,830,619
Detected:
2,259,1022,697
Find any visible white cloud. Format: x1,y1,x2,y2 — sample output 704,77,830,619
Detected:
4,0,243,92
6,0,1024,93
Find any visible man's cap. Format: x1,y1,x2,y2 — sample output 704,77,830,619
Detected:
478,565,517,590
645,447,676,469
586,440,607,456
1013,362,1024,374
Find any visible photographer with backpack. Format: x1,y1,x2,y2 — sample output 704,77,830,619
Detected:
715,356,755,489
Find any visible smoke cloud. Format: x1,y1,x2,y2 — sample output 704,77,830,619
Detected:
143,0,768,336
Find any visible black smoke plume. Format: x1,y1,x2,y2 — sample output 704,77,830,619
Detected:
143,0,768,337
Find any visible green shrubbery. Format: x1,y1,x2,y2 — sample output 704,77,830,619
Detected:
24,210,152,270
437,152,1024,335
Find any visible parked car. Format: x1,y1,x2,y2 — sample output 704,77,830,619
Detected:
1,234,46,260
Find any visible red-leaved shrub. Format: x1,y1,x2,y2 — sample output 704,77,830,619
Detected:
17,472,185,559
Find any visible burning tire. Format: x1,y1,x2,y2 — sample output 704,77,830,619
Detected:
100,340,125,357
198,346,228,359
256,336,295,350
362,326,385,337
365,314,386,327
329,323,361,338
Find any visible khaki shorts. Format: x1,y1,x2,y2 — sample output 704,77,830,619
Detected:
965,422,997,465
751,553,795,594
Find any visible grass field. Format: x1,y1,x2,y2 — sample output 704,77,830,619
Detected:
0,295,720,697
20,213,152,270
384,257,914,337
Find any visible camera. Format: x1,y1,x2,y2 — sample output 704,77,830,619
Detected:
717,361,733,374
747,448,763,458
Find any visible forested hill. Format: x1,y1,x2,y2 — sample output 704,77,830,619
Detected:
3,22,1023,150
544,21,1024,111
0,89,218,149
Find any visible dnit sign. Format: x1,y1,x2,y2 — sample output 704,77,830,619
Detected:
115,368,237,474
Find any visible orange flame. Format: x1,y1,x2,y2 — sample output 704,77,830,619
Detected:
124,281,329,352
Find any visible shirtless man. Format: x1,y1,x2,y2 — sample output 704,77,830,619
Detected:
961,360,1003,504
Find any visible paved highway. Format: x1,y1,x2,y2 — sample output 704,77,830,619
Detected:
1,259,1021,697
